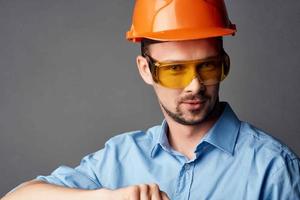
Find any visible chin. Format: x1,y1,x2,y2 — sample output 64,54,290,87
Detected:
183,103,217,123
182,114,208,125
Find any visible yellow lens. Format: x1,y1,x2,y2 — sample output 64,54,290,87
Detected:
152,53,229,89
197,61,223,86
158,64,195,88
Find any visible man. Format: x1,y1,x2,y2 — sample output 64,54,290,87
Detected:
2,0,299,199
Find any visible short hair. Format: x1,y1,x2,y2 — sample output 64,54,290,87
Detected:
141,39,160,55
141,37,224,56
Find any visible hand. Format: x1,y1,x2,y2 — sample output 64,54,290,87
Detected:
109,183,170,200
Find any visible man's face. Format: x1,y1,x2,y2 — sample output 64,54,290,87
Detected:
138,38,222,125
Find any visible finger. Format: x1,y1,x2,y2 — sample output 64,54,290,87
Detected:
161,191,170,200
139,184,150,200
149,183,162,200
127,185,140,200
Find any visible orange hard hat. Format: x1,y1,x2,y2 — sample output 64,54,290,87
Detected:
126,0,236,42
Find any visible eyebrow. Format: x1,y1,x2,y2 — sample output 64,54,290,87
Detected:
145,51,221,62
155,54,221,63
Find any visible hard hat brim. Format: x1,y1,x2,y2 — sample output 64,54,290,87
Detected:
127,27,236,43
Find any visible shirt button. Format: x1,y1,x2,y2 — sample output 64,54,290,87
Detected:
185,164,191,170
186,170,191,176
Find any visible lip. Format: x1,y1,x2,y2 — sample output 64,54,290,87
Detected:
181,100,206,110
182,100,203,104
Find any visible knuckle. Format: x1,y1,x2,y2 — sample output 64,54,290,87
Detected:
139,184,150,194
139,184,148,189
149,183,159,190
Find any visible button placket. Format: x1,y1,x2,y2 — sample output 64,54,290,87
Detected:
185,162,195,200
175,162,194,198
185,163,191,170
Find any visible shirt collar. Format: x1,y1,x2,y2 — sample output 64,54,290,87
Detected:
150,102,240,158
197,102,240,156
150,120,170,158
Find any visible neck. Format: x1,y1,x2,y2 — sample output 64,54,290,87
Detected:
164,102,224,160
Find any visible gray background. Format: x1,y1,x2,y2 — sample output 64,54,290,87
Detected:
0,0,299,196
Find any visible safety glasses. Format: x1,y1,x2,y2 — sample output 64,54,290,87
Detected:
143,51,230,89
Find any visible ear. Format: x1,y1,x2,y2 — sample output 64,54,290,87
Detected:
136,55,154,85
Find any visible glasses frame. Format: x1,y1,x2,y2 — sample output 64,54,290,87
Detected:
142,49,230,88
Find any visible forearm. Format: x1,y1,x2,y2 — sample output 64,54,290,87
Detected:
2,180,111,200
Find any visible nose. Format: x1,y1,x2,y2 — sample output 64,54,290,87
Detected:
184,77,205,93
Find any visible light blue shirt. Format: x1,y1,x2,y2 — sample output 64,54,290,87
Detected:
37,103,300,199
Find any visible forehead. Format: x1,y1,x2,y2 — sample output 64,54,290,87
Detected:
148,38,221,61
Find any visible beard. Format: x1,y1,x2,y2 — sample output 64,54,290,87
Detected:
160,93,219,126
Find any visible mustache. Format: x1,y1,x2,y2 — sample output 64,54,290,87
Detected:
179,93,208,102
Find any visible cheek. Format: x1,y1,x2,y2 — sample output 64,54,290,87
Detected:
205,85,220,100
153,85,181,107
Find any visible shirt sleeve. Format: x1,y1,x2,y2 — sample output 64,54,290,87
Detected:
36,149,104,190
263,158,300,200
